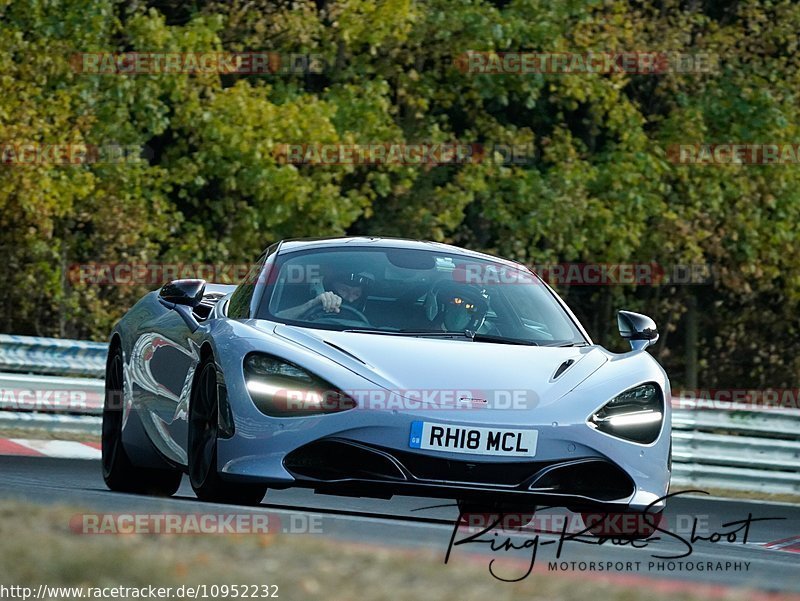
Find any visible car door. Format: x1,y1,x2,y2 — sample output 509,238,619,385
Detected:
127,303,201,466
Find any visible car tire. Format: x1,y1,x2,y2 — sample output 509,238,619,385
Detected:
102,344,182,496
188,356,267,505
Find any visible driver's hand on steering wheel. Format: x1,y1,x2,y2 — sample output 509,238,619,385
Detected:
315,291,342,313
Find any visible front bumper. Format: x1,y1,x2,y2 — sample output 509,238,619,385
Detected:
280,438,640,510
217,394,670,513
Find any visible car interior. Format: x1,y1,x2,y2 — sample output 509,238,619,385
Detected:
263,249,578,344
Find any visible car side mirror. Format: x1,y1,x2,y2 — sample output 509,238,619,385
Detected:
158,280,206,332
159,279,206,307
617,310,658,351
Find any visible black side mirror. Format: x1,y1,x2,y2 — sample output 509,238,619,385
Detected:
159,279,206,307
617,310,659,351
158,280,206,332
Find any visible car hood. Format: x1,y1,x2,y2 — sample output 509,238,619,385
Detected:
271,324,608,408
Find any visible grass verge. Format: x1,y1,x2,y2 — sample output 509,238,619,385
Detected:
0,501,780,601
0,427,99,443
671,486,800,506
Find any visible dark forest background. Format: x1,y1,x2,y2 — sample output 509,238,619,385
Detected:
2,0,799,388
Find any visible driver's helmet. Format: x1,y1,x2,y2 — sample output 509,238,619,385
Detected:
426,280,489,332
323,268,375,312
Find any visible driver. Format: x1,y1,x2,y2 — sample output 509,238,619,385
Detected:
425,281,489,333
279,269,374,319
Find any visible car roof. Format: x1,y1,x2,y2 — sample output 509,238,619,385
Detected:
273,236,525,269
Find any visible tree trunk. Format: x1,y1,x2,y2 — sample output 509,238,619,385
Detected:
685,294,698,388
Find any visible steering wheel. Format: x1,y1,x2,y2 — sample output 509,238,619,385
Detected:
300,303,370,324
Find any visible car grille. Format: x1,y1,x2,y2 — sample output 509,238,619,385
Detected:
283,438,634,502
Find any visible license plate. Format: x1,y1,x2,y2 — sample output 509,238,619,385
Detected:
408,421,537,457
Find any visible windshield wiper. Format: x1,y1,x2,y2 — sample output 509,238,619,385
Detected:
342,329,468,338
343,329,541,346
542,342,590,347
468,333,539,346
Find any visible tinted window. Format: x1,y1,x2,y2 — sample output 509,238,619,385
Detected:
257,247,584,345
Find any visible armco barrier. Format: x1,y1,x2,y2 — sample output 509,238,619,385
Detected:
0,371,104,435
0,334,107,378
0,336,798,495
670,406,800,495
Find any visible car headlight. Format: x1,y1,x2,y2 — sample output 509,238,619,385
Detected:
244,353,356,417
588,383,663,444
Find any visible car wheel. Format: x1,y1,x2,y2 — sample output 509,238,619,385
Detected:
102,344,182,495
188,357,267,505
457,501,536,530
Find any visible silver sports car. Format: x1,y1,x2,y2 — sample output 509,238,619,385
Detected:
103,237,671,535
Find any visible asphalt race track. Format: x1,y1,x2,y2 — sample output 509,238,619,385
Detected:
1,455,798,594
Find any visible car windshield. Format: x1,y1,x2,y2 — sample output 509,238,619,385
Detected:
258,247,586,345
